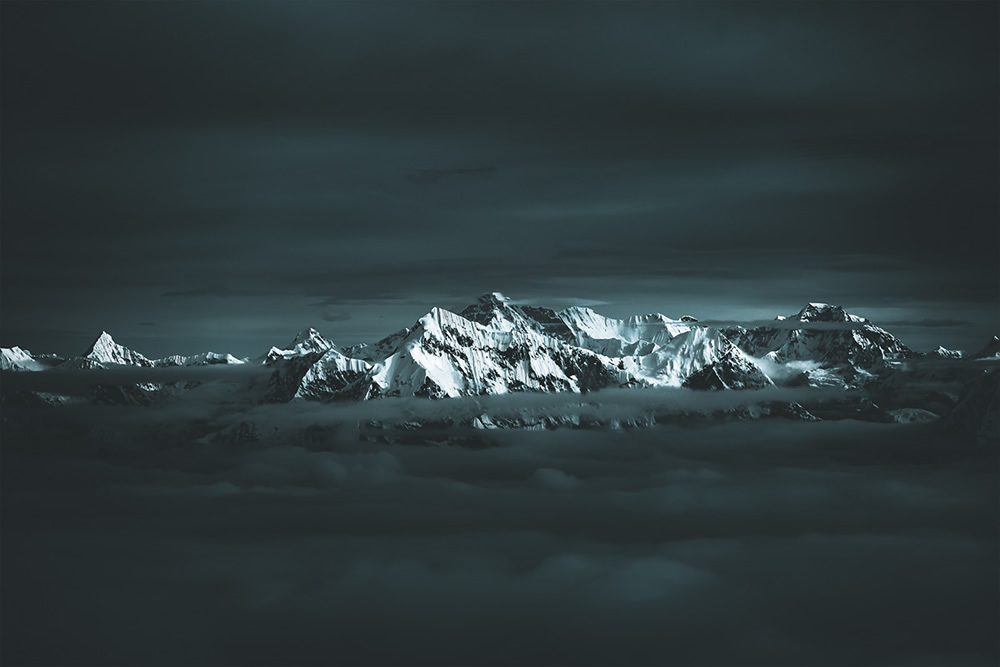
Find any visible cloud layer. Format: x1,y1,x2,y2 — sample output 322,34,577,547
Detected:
2,392,997,666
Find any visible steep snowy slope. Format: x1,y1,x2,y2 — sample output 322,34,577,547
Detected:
558,306,691,356
682,344,773,390
340,307,632,399
1,347,45,371
295,349,372,400
623,327,772,388
341,297,771,395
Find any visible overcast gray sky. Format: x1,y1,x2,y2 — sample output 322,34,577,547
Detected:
2,1,997,358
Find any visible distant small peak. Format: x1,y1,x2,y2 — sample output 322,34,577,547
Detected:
680,315,698,322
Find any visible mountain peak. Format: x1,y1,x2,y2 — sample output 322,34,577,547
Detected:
291,327,332,350
84,331,118,355
83,331,153,367
477,291,510,304
795,303,867,323
460,293,534,333
292,327,326,345
264,327,335,362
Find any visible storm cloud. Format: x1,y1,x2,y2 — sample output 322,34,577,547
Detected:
1,2,996,357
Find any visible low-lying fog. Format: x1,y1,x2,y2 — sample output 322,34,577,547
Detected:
2,388,997,666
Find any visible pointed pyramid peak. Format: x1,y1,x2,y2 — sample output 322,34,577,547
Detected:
84,331,116,353
82,330,152,366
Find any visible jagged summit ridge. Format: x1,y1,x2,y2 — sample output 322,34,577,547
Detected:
558,306,691,356
156,352,246,367
4,295,995,407
341,305,631,399
264,327,336,362
796,303,868,323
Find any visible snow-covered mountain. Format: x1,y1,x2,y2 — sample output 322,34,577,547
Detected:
336,306,632,399
681,342,773,390
928,345,964,360
294,349,372,400
79,331,154,367
614,326,766,388
453,293,761,390
723,303,914,371
1,347,45,371
459,292,556,334
156,352,246,367
264,327,335,362
3,295,994,428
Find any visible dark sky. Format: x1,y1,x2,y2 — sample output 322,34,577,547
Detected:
2,1,997,358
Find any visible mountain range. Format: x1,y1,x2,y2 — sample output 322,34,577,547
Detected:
2,292,997,437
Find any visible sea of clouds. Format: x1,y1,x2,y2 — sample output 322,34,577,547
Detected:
2,373,997,666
